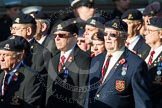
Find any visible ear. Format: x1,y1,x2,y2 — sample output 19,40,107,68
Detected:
41,23,47,32
26,27,32,35
136,22,143,31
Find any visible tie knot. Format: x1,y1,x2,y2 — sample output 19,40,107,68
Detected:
61,55,66,65
125,42,130,47
150,51,155,56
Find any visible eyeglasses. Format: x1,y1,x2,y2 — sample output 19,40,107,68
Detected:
77,40,85,43
53,33,73,38
146,29,160,34
104,33,118,38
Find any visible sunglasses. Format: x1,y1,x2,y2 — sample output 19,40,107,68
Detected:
104,33,118,38
53,33,73,38
77,40,85,43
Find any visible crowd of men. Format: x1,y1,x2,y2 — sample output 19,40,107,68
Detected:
0,0,161,108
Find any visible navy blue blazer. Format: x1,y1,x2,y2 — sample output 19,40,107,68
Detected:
133,35,150,59
85,48,152,108
148,51,162,108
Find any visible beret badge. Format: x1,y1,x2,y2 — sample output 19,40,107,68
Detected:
57,24,63,30
4,44,10,50
128,14,133,20
90,19,96,25
15,18,20,23
112,22,118,29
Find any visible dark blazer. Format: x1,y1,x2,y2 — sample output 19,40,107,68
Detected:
148,51,162,108
46,45,90,108
25,38,52,76
85,48,152,108
133,35,150,59
41,34,59,56
0,64,43,108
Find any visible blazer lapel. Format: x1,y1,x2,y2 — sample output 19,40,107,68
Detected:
0,72,5,96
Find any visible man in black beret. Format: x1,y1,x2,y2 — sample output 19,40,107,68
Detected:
84,17,105,54
33,11,58,56
144,17,162,108
10,13,52,107
46,19,90,108
0,0,21,42
0,36,43,108
85,18,152,108
122,9,150,59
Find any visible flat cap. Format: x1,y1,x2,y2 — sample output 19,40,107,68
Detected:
53,19,79,34
148,17,162,28
86,17,105,29
22,6,42,14
13,13,36,24
71,0,94,8
33,11,49,19
91,30,104,41
105,19,128,32
0,36,30,52
121,9,143,20
143,1,162,16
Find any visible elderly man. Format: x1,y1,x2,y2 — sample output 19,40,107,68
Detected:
122,9,150,59
46,19,90,108
85,19,152,108
145,17,162,108
0,36,43,108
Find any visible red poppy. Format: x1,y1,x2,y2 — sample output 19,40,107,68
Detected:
119,58,126,65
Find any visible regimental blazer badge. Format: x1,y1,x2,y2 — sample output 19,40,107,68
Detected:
115,80,125,92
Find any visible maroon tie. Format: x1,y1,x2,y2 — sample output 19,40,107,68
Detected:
148,51,155,65
2,74,10,95
100,55,112,84
58,55,66,72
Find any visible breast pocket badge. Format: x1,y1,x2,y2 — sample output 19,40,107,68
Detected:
115,80,125,92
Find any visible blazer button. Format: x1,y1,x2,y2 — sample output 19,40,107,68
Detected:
96,94,100,98
1,99,4,102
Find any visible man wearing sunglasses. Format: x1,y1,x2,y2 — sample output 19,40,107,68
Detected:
46,19,90,108
85,19,152,108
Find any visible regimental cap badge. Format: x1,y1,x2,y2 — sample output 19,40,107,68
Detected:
15,18,20,23
90,19,96,25
89,0,93,3
4,44,10,50
128,14,133,20
112,22,118,29
57,24,63,30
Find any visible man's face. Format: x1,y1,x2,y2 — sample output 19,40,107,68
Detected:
6,6,21,19
115,0,131,11
145,25,162,47
54,31,76,52
0,50,20,72
104,28,125,52
122,19,141,37
11,24,27,39
77,37,87,52
91,40,105,56
84,25,99,44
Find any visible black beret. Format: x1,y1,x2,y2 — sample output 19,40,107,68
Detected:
143,1,162,16
53,19,79,34
0,36,30,52
34,11,49,19
91,30,104,41
121,9,143,20
86,17,105,29
148,17,162,28
105,19,128,32
71,0,94,8
13,13,36,24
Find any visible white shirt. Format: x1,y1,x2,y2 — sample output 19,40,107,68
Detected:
127,35,140,51
38,35,47,44
60,45,75,63
102,47,125,83
145,45,162,63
